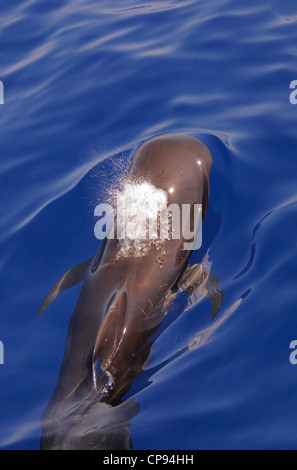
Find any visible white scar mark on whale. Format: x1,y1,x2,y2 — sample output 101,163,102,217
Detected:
139,306,149,319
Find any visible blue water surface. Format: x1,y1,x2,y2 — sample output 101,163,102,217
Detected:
1,0,297,450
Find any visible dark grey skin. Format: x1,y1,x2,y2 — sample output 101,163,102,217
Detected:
38,134,223,450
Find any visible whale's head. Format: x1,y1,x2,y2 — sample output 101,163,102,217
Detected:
128,133,212,219
111,133,213,258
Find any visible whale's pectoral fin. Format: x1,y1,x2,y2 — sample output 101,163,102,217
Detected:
178,264,224,321
37,257,93,316
93,291,128,393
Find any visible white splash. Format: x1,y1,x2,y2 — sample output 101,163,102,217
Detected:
115,181,168,260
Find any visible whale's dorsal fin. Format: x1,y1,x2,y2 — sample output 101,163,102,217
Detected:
178,264,224,321
37,257,93,316
92,291,128,393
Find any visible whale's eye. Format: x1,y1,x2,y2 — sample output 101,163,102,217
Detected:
91,238,107,273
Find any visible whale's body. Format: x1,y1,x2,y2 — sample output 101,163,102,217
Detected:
38,134,223,449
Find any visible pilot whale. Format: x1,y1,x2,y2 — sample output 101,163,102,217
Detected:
38,133,223,449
